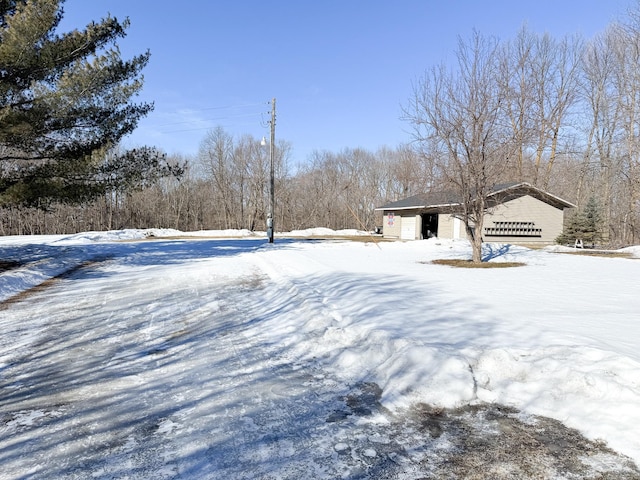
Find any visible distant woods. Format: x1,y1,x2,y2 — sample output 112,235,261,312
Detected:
0,0,166,209
3,4,640,246
0,135,431,236
401,12,640,247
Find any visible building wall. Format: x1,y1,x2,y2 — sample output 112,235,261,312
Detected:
382,212,422,239
437,213,464,239
400,215,422,240
484,195,564,243
382,212,402,238
382,194,567,243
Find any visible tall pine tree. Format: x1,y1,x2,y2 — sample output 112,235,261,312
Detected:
0,0,157,206
556,196,604,246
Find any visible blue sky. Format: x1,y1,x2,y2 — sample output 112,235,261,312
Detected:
59,0,630,165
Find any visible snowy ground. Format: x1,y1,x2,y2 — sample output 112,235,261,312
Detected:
0,228,639,479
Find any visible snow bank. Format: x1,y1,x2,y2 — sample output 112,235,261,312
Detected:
473,347,640,451
286,227,370,237
46,227,372,242
621,245,640,257
250,238,640,461
1,231,639,464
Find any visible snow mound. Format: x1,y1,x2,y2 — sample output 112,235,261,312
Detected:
286,227,370,237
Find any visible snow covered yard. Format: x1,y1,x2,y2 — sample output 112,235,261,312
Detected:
0,229,639,479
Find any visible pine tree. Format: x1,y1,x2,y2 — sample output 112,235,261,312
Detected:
0,0,157,207
556,196,603,246
581,196,603,244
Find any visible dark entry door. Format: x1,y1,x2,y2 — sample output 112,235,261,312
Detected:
422,213,438,239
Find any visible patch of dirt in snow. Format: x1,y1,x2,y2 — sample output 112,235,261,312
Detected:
0,259,21,272
400,403,640,479
1,251,638,480
321,384,640,479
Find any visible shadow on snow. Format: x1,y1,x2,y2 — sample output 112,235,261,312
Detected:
0,238,637,478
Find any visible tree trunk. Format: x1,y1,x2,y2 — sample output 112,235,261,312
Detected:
470,229,483,263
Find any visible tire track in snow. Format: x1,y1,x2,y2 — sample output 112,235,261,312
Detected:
0,256,113,309
2,241,638,478
251,249,347,325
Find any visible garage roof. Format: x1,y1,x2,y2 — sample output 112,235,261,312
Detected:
375,182,576,211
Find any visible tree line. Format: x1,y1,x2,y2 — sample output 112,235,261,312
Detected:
0,132,431,235
403,8,640,253
2,1,640,249
0,1,181,227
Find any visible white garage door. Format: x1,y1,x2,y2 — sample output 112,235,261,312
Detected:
453,217,461,239
400,216,416,240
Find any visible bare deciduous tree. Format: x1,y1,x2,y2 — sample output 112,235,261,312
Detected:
616,10,640,243
199,127,236,229
580,26,625,242
499,27,582,188
405,31,511,262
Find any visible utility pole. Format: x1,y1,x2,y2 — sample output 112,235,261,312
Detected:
268,97,276,243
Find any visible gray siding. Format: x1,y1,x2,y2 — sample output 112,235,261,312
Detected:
382,212,424,240
400,215,422,240
437,214,463,239
382,212,402,238
381,193,569,244
483,195,564,243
